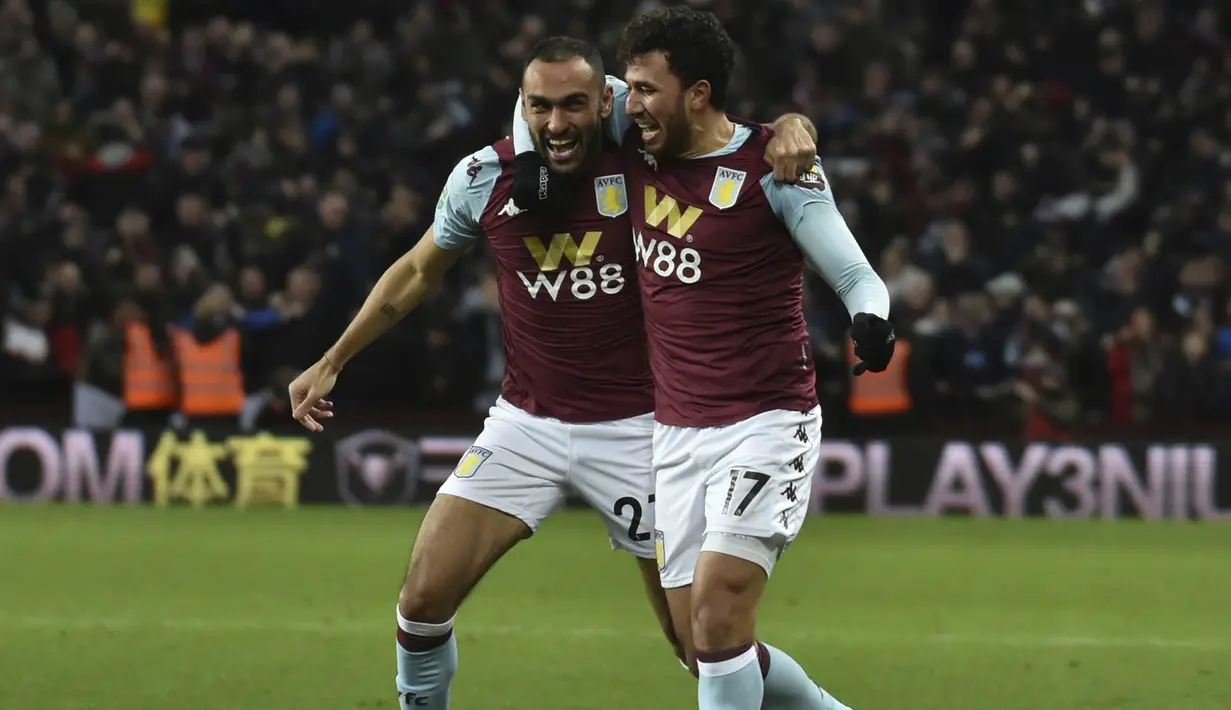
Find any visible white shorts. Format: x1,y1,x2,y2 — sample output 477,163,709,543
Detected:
653,407,821,588
437,397,656,558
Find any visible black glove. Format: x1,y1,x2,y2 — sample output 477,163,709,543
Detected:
510,151,576,213
850,312,895,376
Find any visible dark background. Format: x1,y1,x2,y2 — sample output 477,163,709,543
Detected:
2,0,1230,440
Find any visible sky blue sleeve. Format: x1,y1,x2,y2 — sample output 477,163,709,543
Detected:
760,159,891,319
512,75,631,155
605,76,632,145
512,93,534,154
433,146,500,250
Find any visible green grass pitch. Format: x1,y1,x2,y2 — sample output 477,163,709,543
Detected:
1,506,1228,709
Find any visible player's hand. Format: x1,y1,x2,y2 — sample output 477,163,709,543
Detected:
765,118,817,182
288,357,338,432
850,312,896,376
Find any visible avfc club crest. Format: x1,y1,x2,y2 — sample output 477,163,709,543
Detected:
594,174,628,218
452,446,492,479
709,167,747,210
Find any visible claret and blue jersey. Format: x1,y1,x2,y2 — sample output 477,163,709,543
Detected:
433,137,654,424
512,76,890,427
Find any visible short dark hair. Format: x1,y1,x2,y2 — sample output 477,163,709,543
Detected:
523,36,604,79
617,6,737,109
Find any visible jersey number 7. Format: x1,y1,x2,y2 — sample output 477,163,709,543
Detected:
721,470,771,517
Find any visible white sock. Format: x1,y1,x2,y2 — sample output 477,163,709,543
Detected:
697,644,764,710
395,607,458,710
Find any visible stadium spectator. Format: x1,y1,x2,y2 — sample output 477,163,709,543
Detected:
1,0,1229,438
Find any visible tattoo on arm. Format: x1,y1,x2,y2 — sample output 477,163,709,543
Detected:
380,303,400,321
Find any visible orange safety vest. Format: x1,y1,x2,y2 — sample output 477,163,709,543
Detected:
124,322,177,410
848,339,912,416
170,326,245,416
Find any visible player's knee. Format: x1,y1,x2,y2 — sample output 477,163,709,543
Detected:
691,559,762,649
691,588,745,649
398,576,460,625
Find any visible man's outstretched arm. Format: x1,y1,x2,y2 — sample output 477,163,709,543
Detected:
289,148,499,429
323,146,498,368
322,227,462,370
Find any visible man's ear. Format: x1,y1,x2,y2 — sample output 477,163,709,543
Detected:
687,80,711,111
600,83,614,119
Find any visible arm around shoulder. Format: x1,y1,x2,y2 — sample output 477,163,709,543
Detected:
771,113,817,143
603,75,632,145
765,114,817,181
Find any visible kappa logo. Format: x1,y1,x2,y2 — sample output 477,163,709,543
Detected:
452,446,492,478
709,167,747,210
465,155,482,185
638,149,658,170
498,199,523,217
594,174,628,217
536,165,549,200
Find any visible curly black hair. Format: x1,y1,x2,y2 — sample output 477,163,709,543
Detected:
617,6,737,110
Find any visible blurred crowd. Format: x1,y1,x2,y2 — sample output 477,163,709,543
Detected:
1,0,1229,437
